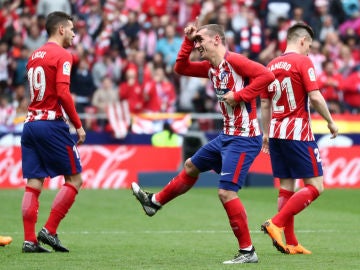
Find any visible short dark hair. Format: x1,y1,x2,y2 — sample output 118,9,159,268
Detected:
287,22,314,42
45,11,73,36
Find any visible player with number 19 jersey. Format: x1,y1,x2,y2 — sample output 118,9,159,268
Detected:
261,52,319,141
25,42,81,129
22,42,82,178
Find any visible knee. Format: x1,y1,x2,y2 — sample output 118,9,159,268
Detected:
65,174,83,190
184,158,200,177
218,189,237,204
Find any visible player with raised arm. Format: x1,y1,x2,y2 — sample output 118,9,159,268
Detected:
132,21,274,264
260,22,339,254
21,11,86,253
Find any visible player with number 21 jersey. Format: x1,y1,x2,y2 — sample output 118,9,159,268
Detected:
261,53,318,141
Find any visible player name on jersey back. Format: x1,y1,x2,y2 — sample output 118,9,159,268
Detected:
31,51,47,60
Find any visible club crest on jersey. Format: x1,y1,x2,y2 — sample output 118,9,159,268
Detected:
63,61,71,76
308,67,316,81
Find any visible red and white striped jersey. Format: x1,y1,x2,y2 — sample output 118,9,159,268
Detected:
25,42,81,128
261,52,319,141
174,38,274,137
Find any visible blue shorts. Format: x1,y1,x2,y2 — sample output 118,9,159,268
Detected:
21,120,82,179
269,138,323,179
191,133,262,192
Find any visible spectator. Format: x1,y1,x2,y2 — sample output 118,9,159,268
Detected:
265,0,292,28
138,21,158,61
36,0,71,17
308,39,326,76
9,45,29,87
119,68,145,113
70,58,96,115
340,65,360,113
336,44,357,77
91,52,122,88
0,40,10,96
141,0,168,18
91,76,119,130
156,23,182,72
24,23,47,53
152,66,176,112
239,8,264,60
317,60,343,113
72,20,94,55
319,14,336,42
121,10,141,50
0,95,14,132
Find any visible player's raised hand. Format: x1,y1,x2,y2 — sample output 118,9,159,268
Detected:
76,126,86,145
184,17,200,41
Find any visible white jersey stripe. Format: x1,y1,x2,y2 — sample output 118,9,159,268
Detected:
279,117,289,139
293,118,302,140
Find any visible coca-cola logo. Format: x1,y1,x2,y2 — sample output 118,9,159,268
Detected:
320,148,360,187
1,146,359,189
0,146,137,189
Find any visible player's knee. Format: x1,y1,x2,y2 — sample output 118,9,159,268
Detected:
218,188,238,203
64,174,83,190
184,158,200,177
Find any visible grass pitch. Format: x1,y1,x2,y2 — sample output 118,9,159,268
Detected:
0,187,359,270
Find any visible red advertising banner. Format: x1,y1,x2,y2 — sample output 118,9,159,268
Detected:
0,145,359,189
0,146,182,189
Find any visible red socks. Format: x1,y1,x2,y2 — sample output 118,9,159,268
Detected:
223,198,252,249
273,185,320,229
278,188,298,245
22,186,41,243
44,183,78,234
155,169,198,205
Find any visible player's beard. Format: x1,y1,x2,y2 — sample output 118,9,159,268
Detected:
63,34,73,48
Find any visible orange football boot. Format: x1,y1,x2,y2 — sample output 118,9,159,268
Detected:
261,219,287,254
0,235,12,246
286,244,312,255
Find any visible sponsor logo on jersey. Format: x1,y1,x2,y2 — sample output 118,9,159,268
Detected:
308,67,316,81
63,61,71,75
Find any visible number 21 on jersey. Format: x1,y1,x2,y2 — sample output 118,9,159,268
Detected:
268,77,296,113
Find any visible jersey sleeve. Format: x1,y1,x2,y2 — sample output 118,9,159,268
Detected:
226,52,275,102
174,37,211,78
299,56,319,93
56,50,72,84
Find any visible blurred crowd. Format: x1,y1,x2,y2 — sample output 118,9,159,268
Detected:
0,0,360,133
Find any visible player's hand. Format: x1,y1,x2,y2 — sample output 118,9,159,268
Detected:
261,135,270,154
76,126,86,145
184,17,200,41
223,91,238,107
328,121,339,139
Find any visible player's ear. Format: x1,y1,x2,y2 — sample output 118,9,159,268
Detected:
59,24,65,35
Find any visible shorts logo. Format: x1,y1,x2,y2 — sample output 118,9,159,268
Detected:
308,67,316,81
63,61,71,76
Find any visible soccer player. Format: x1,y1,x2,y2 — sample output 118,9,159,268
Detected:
21,11,86,253
0,235,12,246
260,23,339,254
132,22,275,264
